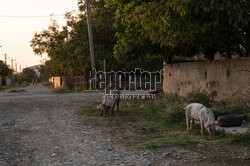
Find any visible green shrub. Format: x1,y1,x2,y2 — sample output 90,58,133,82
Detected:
186,91,212,108
160,94,186,122
212,99,250,119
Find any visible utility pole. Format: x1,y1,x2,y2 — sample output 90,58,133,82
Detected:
85,0,96,74
11,58,13,69
20,64,22,73
4,54,7,65
11,58,16,70
4,54,7,85
104,59,106,73
15,63,17,72
2,53,6,86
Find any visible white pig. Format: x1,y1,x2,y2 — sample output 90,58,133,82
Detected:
186,103,216,137
100,90,120,117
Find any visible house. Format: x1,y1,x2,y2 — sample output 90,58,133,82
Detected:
28,65,41,78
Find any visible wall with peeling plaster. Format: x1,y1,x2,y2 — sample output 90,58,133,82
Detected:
163,57,250,101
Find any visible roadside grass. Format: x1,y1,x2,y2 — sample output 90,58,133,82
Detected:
80,94,250,149
54,87,96,93
0,86,9,91
54,87,71,93
9,89,26,93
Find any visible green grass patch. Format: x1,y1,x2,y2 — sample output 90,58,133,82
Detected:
9,89,26,93
0,86,9,91
80,93,250,149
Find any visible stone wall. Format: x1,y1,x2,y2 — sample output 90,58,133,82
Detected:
163,57,250,101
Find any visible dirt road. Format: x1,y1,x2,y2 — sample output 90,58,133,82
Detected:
0,85,248,166
0,85,161,166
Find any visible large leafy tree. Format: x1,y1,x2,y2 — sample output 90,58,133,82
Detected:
0,61,13,77
113,0,250,60
20,68,37,83
31,0,120,77
0,61,13,85
31,0,249,77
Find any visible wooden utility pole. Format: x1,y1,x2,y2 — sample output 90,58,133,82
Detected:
20,64,22,73
104,59,106,73
2,53,6,85
4,54,7,65
4,54,7,84
11,58,16,70
85,0,96,73
15,63,17,72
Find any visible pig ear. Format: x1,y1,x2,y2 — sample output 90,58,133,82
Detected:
204,124,210,128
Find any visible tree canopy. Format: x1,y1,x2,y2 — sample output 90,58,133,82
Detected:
113,0,250,60
0,61,13,77
31,0,250,77
19,68,37,83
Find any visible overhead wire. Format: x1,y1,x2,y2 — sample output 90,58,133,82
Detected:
0,14,65,19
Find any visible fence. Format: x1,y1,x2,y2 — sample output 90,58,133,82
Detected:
49,76,87,92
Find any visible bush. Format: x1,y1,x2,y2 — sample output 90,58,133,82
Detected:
186,91,212,108
159,92,250,122
212,99,250,119
161,94,186,122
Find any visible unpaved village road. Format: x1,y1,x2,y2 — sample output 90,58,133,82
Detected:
0,85,248,166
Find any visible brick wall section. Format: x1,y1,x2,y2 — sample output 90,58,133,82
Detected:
163,57,250,101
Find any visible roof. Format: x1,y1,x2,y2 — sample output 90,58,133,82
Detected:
28,65,41,70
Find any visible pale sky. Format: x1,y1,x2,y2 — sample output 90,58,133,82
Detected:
0,0,79,71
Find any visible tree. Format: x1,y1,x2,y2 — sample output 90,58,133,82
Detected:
20,68,37,83
31,0,120,77
0,61,13,77
113,0,250,61
0,61,13,85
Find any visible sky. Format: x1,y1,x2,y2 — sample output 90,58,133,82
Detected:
0,0,79,71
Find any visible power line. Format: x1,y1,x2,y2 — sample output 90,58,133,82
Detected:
0,14,65,18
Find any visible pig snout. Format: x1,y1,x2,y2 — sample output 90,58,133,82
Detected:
206,124,216,137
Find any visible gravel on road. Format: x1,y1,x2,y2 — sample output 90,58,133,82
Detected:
0,85,248,166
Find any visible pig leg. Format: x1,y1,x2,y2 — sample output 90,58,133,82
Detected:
190,118,194,131
117,100,119,112
186,119,191,132
186,111,191,132
100,109,104,117
200,122,205,135
111,106,115,116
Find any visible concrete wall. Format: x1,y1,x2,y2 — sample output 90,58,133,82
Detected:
163,57,250,101
6,79,12,86
49,77,54,84
53,77,61,88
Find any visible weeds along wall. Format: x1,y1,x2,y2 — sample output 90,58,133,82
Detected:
163,57,250,101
